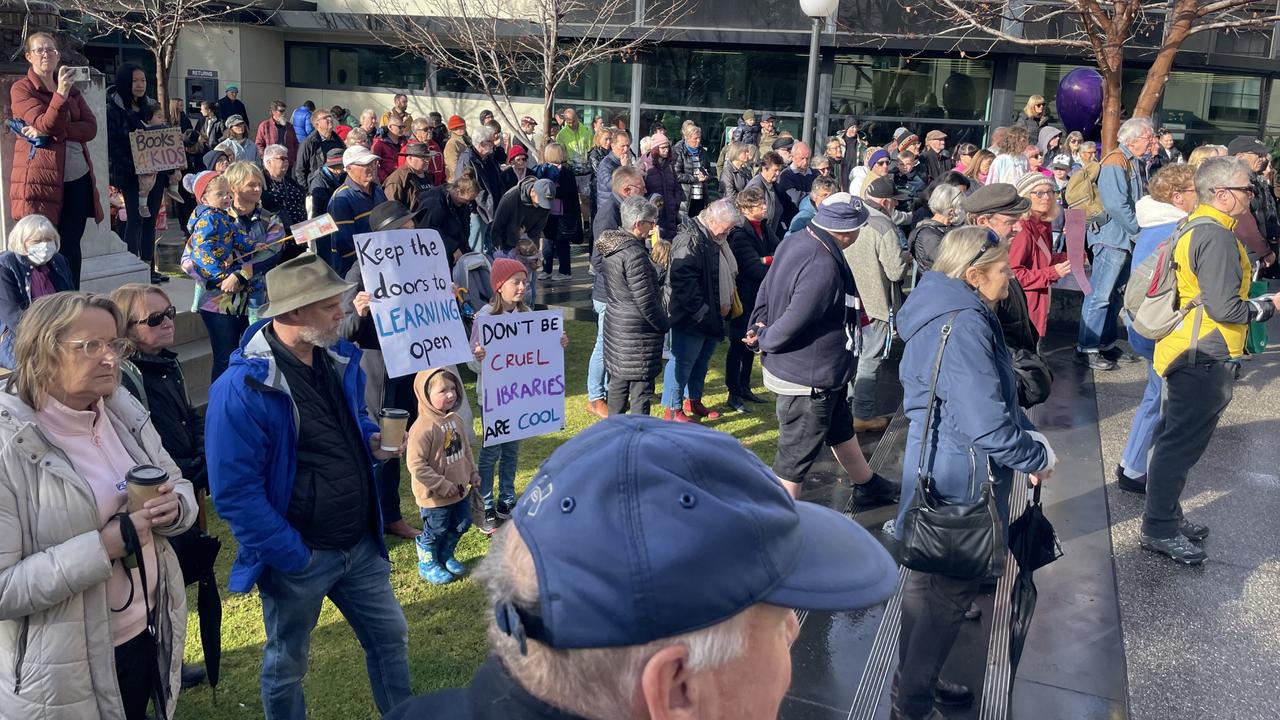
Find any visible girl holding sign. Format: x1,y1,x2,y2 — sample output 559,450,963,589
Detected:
471,258,568,535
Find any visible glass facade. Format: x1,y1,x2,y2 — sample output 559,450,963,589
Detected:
555,57,632,104
286,42,427,90
1013,62,1147,128
644,47,811,113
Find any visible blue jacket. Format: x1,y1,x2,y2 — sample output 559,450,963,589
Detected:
1088,145,1144,251
327,178,387,275
0,251,73,368
206,319,383,593
894,272,1048,535
291,105,313,142
749,225,856,391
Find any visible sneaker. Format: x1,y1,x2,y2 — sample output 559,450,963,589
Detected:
444,557,467,576
1076,351,1117,371
554,273,573,282
1115,465,1147,494
480,508,499,535
496,498,515,520
1180,519,1210,542
1102,346,1142,364
1140,534,1208,565
854,472,901,505
538,271,555,281
684,399,721,420
727,395,752,413
419,560,456,584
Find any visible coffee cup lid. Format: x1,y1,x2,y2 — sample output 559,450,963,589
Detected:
127,464,168,485
379,408,410,418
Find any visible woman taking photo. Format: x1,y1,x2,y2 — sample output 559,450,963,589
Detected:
10,31,102,288
106,63,167,283
0,214,75,369
891,227,1055,720
0,292,197,720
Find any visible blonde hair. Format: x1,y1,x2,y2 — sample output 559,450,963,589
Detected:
346,127,370,147
1024,95,1045,116
200,175,231,204
933,226,1010,280
476,526,751,720
542,142,566,165
9,293,124,410
24,31,57,54
8,214,59,255
222,161,264,191
964,149,995,181
1186,145,1220,169
109,283,172,337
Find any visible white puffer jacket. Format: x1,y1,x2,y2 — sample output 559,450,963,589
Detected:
0,385,196,720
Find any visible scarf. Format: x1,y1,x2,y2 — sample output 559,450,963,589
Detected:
29,263,55,299
716,238,738,309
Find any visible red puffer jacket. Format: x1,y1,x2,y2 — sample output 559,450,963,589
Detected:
9,69,104,224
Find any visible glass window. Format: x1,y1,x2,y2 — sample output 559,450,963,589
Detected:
435,55,541,98
644,48,810,112
1161,70,1261,135
1013,62,1146,128
286,42,427,90
287,44,326,87
557,57,632,104
830,55,993,122
649,0,807,32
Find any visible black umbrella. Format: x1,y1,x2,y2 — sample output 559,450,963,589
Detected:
170,529,223,694
1006,481,1062,677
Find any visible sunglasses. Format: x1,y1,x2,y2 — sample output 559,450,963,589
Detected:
132,305,177,327
968,229,1003,267
874,159,889,166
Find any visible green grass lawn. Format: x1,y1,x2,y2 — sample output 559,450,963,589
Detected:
175,318,780,719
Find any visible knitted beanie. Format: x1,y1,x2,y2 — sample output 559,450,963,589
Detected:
491,258,528,292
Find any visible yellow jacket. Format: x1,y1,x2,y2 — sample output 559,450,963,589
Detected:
1153,204,1255,375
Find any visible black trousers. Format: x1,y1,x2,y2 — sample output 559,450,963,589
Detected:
378,373,417,525
724,315,755,397
607,375,656,416
57,174,94,288
1143,359,1234,538
892,569,981,719
115,630,158,720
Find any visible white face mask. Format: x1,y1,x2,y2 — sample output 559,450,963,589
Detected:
26,241,54,266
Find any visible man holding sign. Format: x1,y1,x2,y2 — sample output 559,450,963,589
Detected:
471,258,569,535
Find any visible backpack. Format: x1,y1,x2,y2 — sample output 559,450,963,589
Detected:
1124,216,1217,340
1064,150,1128,221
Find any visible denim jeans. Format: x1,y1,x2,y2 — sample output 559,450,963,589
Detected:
419,500,471,546
587,301,608,401
477,440,519,510
201,311,250,385
852,319,891,420
258,535,411,720
1120,363,1162,477
1077,245,1131,352
661,328,720,410
469,213,492,256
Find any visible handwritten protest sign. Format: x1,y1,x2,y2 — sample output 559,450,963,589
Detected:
478,309,566,447
129,127,186,174
355,228,472,377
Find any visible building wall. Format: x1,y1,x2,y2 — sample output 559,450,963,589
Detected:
168,24,286,121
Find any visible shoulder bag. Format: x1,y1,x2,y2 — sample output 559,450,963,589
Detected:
899,312,1007,580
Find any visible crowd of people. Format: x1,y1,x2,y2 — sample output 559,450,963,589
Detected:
4,30,1280,720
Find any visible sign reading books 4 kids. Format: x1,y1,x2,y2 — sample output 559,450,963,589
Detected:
355,228,473,377
478,310,566,447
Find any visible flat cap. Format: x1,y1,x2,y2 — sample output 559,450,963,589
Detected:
962,183,1031,216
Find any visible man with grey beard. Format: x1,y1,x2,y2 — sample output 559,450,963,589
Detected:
206,253,412,719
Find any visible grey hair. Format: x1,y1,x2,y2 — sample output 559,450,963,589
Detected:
927,184,966,224
360,108,376,120
1080,141,1098,153
811,154,831,170
933,225,1009,279
681,124,701,140
473,125,497,144
698,198,743,229
620,195,658,232
263,143,289,161
8,214,59,255
1194,156,1251,202
1117,117,1154,145
476,526,751,720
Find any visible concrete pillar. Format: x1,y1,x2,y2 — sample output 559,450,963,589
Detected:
0,70,150,293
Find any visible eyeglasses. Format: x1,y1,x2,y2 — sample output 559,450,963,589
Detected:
967,229,1003,267
1217,185,1255,196
1029,189,1054,198
132,306,177,327
29,46,59,56
60,338,134,360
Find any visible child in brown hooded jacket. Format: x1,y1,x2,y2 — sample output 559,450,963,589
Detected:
408,366,479,584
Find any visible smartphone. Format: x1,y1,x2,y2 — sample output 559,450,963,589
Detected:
65,66,91,83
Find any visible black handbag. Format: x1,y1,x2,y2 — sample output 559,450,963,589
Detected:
1011,347,1053,409
899,312,1008,580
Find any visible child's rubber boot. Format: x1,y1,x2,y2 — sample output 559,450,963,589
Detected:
416,534,454,585
439,534,466,577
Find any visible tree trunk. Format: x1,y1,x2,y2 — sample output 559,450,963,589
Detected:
1133,0,1197,120
1097,43,1124,154
154,49,170,124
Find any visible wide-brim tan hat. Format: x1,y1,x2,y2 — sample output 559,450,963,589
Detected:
258,254,356,318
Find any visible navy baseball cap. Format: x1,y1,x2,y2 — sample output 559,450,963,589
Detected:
504,415,898,650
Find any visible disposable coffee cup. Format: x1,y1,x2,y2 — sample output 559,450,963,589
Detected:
379,408,410,452
126,464,168,513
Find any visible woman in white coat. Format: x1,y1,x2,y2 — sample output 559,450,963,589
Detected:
0,292,197,720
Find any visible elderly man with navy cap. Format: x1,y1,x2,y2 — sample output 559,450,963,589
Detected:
745,193,900,505
384,415,897,720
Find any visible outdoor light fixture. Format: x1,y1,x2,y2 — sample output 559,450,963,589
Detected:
799,0,839,145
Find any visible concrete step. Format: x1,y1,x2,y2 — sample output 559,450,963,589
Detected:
172,336,212,409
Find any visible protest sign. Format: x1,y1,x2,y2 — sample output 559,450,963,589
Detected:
478,309,566,447
355,228,473,377
129,127,186,174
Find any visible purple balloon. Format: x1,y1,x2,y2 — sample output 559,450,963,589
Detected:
1056,68,1104,137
